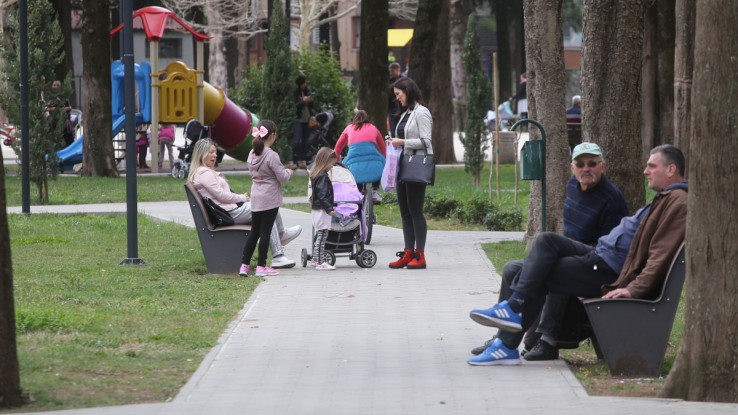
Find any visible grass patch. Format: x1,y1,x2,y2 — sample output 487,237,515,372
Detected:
481,240,685,398
5,213,259,412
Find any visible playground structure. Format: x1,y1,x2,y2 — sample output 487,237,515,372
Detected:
58,6,257,172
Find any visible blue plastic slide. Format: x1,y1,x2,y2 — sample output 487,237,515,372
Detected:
57,114,131,171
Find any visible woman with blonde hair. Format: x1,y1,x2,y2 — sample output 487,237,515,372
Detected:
188,138,301,270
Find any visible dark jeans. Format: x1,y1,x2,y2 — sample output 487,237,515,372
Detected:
241,207,279,267
498,232,617,349
292,121,310,163
137,145,147,167
388,112,400,137
396,180,427,251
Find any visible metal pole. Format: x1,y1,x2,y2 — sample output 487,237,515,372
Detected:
511,118,546,231
19,0,29,214
119,0,145,266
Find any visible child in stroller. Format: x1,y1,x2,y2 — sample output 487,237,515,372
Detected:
301,153,377,269
172,119,223,179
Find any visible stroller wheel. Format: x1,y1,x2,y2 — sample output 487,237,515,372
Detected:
356,249,377,268
171,166,179,178
301,248,308,267
177,168,187,179
325,250,336,266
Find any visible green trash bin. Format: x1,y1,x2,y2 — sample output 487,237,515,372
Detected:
520,140,544,180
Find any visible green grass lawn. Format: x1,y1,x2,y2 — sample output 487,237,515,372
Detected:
5,213,259,412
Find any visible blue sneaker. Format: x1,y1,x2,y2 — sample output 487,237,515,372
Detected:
469,300,522,332
467,338,521,366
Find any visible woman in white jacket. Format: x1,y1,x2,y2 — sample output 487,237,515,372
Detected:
386,77,433,270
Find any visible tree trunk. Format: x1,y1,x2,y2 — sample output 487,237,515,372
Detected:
205,5,227,88
450,0,469,132
51,0,74,106
495,0,525,100
358,0,389,137
408,0,442,101
521,0,568,245
641,0,675,165
0,151,22,408
429,0,454,164
672,0,695,178
660,1,738,402
81,0,117,177
581,0,644,214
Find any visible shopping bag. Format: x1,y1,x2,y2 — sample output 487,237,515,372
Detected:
381,140,403,191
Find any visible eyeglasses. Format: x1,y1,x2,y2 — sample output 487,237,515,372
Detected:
573,160,602,168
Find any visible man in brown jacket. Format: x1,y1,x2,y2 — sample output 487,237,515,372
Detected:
467,144,687,365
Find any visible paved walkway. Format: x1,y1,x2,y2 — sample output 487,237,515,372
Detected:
6,201,738,414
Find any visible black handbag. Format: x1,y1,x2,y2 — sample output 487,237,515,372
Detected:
202,196,235,227
398,139,435,185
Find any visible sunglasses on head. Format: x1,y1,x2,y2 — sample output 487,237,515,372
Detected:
574,160,602,168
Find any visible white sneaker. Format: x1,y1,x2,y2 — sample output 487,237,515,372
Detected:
371,189,382,204
280,225,302,246
315,262,336,271
271,255,296,269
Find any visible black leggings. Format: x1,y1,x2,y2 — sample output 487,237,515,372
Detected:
241,207,279,267
396,181,427,251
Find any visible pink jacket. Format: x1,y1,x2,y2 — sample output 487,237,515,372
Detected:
159,125,175,141
191,166,247,211
334,123,386,161
248,147,293,212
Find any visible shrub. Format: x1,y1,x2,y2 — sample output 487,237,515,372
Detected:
230,64,264,115
483,206,523,231
425,194,461,219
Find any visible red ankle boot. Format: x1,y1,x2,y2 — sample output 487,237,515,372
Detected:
389,248,414,269
406,249,426,269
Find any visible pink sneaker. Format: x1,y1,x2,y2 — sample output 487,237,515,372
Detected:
239,264,249,276
255,266,279,276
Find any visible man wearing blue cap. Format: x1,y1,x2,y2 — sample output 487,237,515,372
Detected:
470,142,629,360
468,144,688,366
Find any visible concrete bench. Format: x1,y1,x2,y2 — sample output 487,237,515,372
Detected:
184,182,251,274
581,243,686,377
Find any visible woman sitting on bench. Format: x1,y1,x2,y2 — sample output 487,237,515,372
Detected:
188,139,302,269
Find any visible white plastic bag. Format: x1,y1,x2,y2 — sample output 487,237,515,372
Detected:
381,141,403,191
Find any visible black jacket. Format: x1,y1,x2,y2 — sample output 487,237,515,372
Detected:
311,172,334,214
294,86,315,120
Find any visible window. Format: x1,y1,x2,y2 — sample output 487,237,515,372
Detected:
146,38,182,59
353,17,360,49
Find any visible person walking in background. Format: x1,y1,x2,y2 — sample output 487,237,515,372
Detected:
158,123,176,169
188,139,301,269
136,125,150,169
388,62,403,135
309,147,340,271
288,74,315,170
514,73,527,119
239,120,295,277
334,109,386,204
387,77,433,270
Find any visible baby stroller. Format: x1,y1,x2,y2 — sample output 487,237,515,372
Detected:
306,111,334,159
171,119,223,179
301,163,378,268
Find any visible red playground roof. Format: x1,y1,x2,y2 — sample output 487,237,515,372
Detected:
110,6,211,42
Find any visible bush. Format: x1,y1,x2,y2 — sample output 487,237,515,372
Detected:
461,197,492,224
425,194,461,219
293,49,355,147
483,206,523,231
230,65,264,115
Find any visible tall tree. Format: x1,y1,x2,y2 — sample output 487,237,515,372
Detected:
0,0,70,201
429,0,454,164
358,0,389,137
672,0,696,177
461,13,491,185
294,0,360,49
0,152,22,408
660,0,738,402
260,3,295,160
521,0,569,244
641,0,675,164
408,0,441,101
581,0,644,213
494,0,525,100
51,0,74,106
449,0,474,131
80,0,117,177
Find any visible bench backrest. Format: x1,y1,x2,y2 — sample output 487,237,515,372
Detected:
184,181,217,231
649,242,686,304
